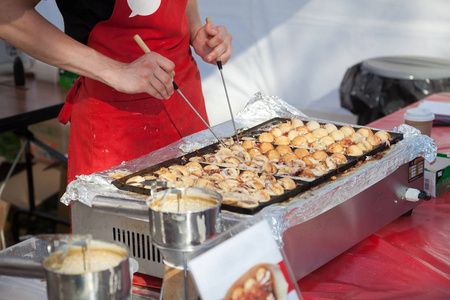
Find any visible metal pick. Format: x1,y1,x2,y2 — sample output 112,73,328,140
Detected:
133,34,227,148
206,17,240,144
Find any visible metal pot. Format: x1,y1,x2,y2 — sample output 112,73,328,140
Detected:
91,186,223,268
146,187,222,268
0,238,132,300
147,187,221,250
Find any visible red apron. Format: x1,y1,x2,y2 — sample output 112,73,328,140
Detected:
58,0,208,183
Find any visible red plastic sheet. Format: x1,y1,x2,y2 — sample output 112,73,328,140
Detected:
298,94,450,299
297,196,450,299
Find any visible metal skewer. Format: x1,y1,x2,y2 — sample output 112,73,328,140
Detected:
206,18,240,144
133,34,227,148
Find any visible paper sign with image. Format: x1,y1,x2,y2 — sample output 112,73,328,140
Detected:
188,219,302,299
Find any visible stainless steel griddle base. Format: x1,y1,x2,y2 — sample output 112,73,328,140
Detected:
71,202,165,278
71,160,424,280
283,161,424,280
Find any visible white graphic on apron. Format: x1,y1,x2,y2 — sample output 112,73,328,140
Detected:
128,0,161,17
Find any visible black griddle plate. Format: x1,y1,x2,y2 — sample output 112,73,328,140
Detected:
113,118,403,215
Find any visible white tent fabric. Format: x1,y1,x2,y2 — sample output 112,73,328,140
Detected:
36,0,450,125
196,0,450,125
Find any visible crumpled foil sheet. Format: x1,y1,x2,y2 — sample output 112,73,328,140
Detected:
61,92,437,246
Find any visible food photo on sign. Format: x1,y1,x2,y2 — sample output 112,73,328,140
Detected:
187,217,302,299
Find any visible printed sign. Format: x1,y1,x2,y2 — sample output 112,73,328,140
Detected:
188,220,302,299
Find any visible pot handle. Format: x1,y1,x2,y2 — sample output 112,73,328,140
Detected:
92,196,148,220
0,257,46,279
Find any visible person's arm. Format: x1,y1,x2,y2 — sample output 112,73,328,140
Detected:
0,0,174,99
186,0,233,65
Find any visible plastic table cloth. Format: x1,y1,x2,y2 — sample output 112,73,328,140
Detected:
297,93,450,299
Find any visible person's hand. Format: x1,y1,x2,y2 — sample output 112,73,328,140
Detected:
191,21,233,65
107,52,175,100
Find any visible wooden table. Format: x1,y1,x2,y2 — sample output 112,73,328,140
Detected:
0,76,68,132
0,76,70,238
297,93,450,299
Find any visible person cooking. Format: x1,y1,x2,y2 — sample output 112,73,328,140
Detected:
0,0,233,183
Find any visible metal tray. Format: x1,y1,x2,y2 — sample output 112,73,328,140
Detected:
112,118,403,215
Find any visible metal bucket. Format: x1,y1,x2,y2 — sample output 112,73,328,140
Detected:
43,240,131,300
146,187,222,267
0,238,132,300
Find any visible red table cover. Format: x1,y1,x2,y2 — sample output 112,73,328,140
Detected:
297,93,450,299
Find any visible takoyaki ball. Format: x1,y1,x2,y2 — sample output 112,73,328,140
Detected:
261,162,278,174
194,178,215,190
203,153,223,164
274,135,290,146
294,148,310,159
265,182,284,196
311,150,328,162
169,165,189,177
208,173,226,183
266,149,281,161
221,167,240,178
345,145,364,156
291,136,308,147
287,130,300,141
270,127,283,137
275,145,293,155
203,164,220,172
189,156,204,162
184,161,203,172
126,175,145,185
295,126,311,135
304,133,317,144
277,177,296,190
312,128,328,138
327,142,344,153
158,172,177,182
244,179,264,191
348,132,363,143
323,123,338,133
258,132,275,143
281,152,297,162
329,130,345,141
230,144,246,152
339,138,353,148
302,155,317,167
340,125,355,136
215,148,233,159
251,190,271,202
298,169,316,179
259,142,274,153
179,176,195,187
356,127,373,138
236,198,259,208
278,122,293,133
239,170,257,182
366,135,381,146
252,155,269,166
330,153,348,164
310,141,327,151
242,139,256,149
319,136,335,146
223,156,241,166
248,147,263,158
375,130,391,141
306,120,321,131
214,181,231,193
259,173,277,184
356,140,373,152
291,118,304,128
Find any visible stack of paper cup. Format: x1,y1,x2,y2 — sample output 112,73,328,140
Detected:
403,107,435,136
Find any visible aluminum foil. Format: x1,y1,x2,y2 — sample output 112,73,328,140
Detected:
61,92,437,246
